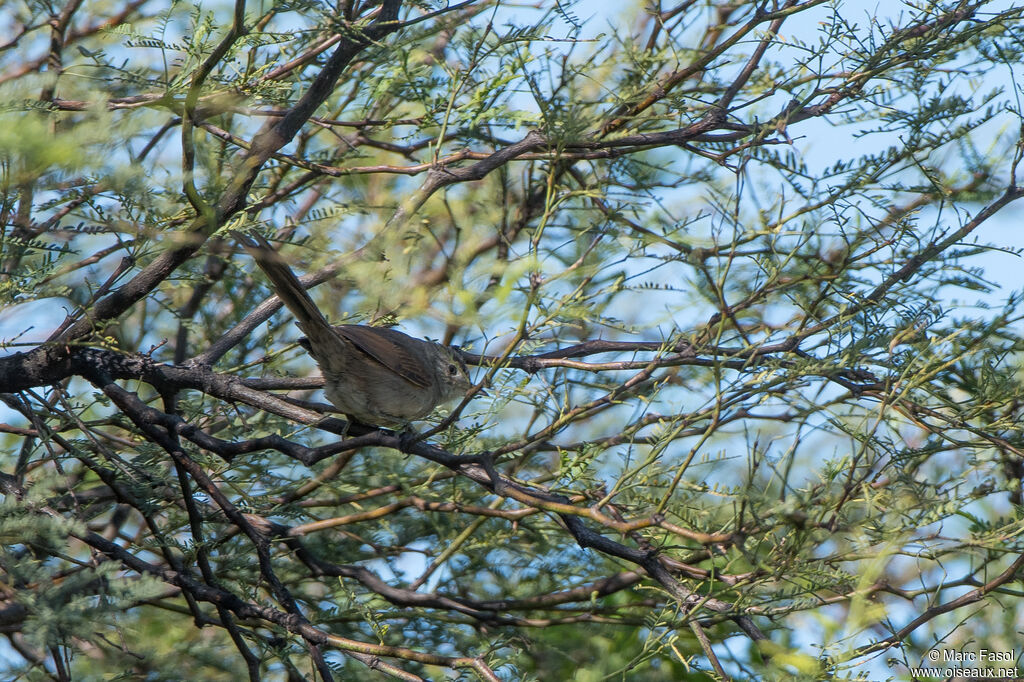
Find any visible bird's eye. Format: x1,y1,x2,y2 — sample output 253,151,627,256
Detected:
448,364,458,376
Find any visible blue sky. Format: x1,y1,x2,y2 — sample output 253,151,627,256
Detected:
1,0,1023,678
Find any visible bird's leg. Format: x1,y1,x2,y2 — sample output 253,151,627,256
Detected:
397,425,419,453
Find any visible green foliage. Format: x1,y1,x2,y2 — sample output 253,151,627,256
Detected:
1,0,1024,679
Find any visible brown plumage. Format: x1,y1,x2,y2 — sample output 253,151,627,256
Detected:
234,231,472,428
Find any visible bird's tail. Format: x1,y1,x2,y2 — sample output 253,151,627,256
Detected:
233,231,339,352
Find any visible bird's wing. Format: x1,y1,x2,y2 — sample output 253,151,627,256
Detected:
335,325,431,389
234,231,434,389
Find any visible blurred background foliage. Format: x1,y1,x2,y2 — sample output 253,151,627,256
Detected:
2,0,1024,679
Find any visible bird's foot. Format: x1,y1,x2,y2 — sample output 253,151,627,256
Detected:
397,427,420,453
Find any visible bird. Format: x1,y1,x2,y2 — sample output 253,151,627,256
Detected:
234,231,473,429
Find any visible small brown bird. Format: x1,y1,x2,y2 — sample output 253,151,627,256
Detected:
234,231,473,429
